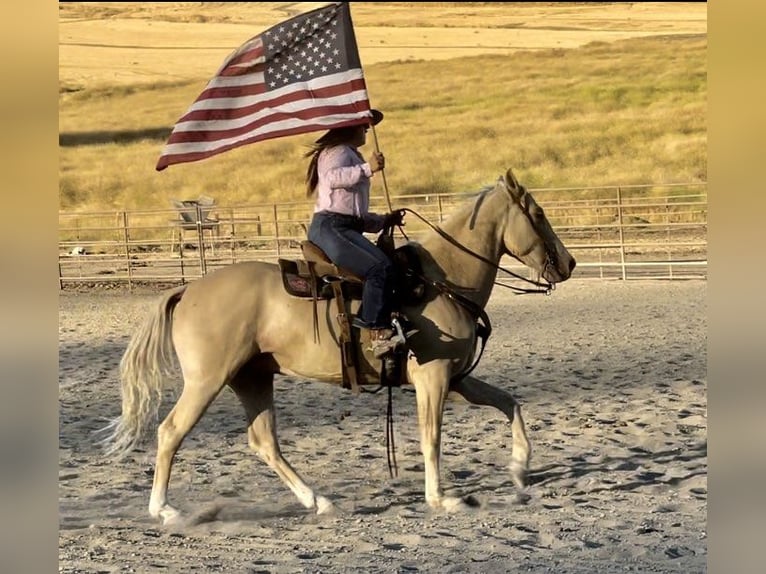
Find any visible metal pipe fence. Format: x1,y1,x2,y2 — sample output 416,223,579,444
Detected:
58,182,707,290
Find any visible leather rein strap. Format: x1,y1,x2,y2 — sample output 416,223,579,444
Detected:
399,207,553,295
425,276,492,384
389,206,555,383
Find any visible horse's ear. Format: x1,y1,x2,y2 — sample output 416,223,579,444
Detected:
503,168,525,201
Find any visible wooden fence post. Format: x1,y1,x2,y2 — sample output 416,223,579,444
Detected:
122,211,133,291
665,198,673,279
273,204,280,257
616,187,626,281
228,207,236,263
195,204,207,276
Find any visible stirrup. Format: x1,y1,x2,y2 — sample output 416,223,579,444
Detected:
368,321,407,359
369,336,403,360
390,317,407,345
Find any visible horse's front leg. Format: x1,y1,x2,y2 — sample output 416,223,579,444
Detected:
411,362,467,512
448,374,531,490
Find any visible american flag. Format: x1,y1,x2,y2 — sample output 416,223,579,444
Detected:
156,2,374,171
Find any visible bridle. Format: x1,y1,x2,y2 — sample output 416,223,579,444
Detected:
398,199,557,296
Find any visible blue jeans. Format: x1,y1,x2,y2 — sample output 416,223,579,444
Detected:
307,211,395,328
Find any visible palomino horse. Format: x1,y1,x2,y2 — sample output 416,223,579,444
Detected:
103,168,575,525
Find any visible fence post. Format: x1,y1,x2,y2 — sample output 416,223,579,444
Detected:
195,204,207,276
616,187,626,280
665,198,673,279
122,211,133,292
437,195,444,222
273,204,280,257
179,240,186,284
228,207,236,263
596,205,604,279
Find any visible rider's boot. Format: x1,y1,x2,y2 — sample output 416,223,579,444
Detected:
368,327,403,359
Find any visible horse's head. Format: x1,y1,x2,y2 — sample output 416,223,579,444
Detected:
500,168,576,284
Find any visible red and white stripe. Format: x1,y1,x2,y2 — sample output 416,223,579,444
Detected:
156,48,372,170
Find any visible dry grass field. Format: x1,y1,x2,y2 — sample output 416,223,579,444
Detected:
59,3,707,210
59,3,706,89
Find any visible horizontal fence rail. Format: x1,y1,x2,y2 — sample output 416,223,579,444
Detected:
59,182,707,290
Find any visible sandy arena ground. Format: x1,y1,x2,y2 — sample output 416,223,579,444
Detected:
59,279,707,573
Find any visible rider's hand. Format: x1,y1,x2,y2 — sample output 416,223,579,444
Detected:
384,209,405,228
368,151,385,173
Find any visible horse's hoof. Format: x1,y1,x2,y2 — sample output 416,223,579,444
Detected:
441,496,468,513
159,506,182,526
510,460,528,490
315,496,335,515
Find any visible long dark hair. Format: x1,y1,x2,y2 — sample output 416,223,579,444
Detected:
304,126,360,196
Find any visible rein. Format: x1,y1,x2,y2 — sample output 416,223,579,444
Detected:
398,207,554,295
427,277,492,383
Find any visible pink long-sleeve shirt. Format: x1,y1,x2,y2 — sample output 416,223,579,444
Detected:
312,144,386,233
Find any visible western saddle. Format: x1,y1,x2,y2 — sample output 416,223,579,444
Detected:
277,238,422,394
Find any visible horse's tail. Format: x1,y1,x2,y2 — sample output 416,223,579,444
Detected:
100,285,187,457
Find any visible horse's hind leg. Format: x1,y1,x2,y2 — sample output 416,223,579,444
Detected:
449,375,531,489
149,376,225,525
230,371,334,515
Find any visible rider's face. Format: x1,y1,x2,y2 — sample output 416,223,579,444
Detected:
353,124,369,147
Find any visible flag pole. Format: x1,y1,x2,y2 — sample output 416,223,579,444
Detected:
370,124,393,213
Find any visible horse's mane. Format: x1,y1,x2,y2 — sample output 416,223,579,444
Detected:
403,180,503,287
468,183,497,230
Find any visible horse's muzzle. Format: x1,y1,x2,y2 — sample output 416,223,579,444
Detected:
544,255,576,283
